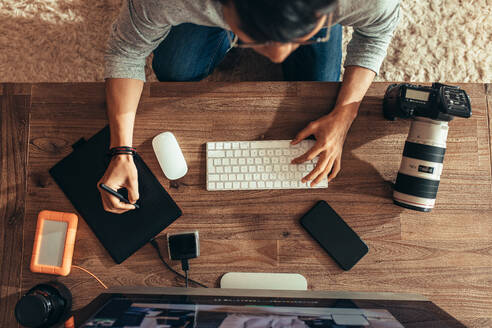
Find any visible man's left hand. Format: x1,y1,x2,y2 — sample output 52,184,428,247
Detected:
291,109,354,186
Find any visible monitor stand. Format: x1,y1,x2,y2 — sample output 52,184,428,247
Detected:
220,272,308,290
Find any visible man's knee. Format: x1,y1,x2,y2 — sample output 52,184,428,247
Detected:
152,57,211,82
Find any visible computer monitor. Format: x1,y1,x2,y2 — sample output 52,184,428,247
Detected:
74,287,465,328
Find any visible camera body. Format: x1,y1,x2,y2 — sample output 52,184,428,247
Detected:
383,83,472,212
383,83,471,122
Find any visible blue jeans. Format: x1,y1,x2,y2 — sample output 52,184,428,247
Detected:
152,23,342,82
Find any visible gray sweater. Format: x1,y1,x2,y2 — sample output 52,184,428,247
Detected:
105,0,400,81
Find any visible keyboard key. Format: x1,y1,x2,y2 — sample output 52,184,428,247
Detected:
209,150,225,158
225,182,232,189
223,158,230,165
242,150,250,157
209,174,219,181
226,150,233,157
208,182,215,189
216,167,224,173
207,143,215,150
234,150,242,157
240,142,249,149
249,181,257,188
237,174,244,181
216,142,223,150
233,166,240,173
232,142,240,149
221,174,228,181
216,182,224,189
231,158,238,165
258,181,265,188
233,181,240,189
224,166,231,173
253,173,261,180
250,141,263,149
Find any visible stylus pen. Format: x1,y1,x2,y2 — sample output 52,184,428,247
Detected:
99,183,140,209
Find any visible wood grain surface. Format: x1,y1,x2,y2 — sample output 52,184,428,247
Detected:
1,82,491,328
0,84,31,328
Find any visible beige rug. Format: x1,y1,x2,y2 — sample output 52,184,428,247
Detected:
0,0,490,83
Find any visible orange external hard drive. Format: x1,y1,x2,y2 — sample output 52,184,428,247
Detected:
30,210,78,276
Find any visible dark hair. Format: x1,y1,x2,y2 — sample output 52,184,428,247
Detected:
219,0,337,42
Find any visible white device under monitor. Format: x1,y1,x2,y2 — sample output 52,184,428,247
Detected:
220,272,308,290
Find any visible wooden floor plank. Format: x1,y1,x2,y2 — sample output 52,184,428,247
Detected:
0,84,30,328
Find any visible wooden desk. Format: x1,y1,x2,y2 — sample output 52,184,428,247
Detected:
1,82,491,327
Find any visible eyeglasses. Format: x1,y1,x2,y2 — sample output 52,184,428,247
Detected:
227,13,333,49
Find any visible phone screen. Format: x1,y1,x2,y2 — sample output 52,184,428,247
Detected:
300,200,368,270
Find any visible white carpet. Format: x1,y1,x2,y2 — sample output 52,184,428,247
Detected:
0,0,490,82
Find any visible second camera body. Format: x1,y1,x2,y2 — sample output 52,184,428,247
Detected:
383,83,472,211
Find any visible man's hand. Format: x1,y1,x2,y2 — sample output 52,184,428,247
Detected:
97,155,139,214
291,108,354,186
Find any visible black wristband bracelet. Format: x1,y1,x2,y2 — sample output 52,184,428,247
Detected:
108,146,137,157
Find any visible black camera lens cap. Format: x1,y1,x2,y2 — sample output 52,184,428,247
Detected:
15,294,49,327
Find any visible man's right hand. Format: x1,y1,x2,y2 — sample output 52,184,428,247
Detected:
97,155,139,214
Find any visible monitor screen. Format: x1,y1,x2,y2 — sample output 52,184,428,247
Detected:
76,289,465,328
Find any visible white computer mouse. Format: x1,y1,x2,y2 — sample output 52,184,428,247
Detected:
152,132,188,180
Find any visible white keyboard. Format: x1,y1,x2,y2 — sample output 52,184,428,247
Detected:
206,140,328,191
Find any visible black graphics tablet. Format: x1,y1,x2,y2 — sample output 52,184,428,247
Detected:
49,126,182,264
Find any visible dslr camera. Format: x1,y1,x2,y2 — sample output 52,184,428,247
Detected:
383,83,471,212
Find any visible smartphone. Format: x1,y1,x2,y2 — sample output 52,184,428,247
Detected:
300,200,368,270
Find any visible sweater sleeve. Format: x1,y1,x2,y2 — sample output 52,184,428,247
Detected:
104,0,172,81
344,0,401,74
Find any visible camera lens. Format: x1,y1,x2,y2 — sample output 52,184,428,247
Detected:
15,295,50,327
393,118,449,212
14,281,72,328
